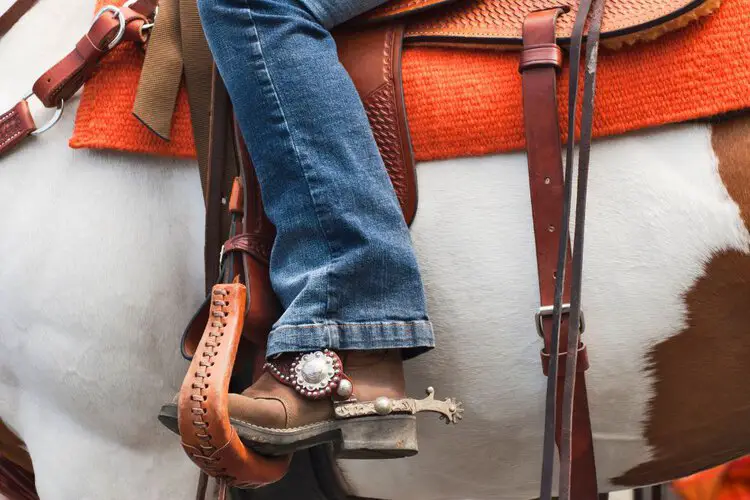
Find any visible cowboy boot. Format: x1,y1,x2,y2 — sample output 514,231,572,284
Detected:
157,283,462,462
226,349,420,459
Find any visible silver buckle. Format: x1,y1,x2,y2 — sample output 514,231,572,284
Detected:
123,0,159,36
91,5,126,50
535,304,585,338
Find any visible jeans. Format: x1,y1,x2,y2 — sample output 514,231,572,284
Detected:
197,0,434,358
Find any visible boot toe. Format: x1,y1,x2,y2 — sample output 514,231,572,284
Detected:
228,393,289,429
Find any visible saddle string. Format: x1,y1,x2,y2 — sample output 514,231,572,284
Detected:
538,1,595,498
558,1,608,499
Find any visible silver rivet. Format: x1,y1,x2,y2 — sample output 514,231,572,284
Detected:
337,379,353,398
374,397,392,415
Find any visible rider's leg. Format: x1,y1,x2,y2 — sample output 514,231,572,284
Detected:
197,0,434,453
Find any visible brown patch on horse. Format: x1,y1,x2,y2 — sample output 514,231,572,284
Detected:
613,117,750,486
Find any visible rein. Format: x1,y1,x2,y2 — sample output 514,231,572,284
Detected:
0,0,37,38
0,0,158,157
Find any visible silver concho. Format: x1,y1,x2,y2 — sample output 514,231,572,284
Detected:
293,351,336,393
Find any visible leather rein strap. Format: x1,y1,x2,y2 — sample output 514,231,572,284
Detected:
0,0,157,157
0,0,37,38
520,3,607,499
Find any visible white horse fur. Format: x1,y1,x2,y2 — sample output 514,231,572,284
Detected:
0,0,746,498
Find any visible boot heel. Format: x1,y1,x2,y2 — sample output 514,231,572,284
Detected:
337,415,418,459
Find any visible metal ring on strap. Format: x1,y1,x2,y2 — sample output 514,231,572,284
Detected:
23,92,64,136
91,5,126,50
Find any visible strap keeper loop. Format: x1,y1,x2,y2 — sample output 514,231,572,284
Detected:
540,343,589,376
519,43,563,72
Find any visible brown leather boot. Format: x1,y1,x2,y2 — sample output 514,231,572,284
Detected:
226,349,418,459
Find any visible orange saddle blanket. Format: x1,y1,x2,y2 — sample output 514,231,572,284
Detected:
673,456,750,500
70,0,750,162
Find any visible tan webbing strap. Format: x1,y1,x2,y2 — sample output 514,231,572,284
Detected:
179,0,214,192
133,0,214,196
133,0,183,140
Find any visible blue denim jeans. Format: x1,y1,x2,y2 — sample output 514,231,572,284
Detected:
197,0,434,359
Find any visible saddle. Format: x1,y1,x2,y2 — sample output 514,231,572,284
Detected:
181,1,717,499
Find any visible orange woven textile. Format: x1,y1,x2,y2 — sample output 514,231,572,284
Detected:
70,0,750,161
672,456,750,500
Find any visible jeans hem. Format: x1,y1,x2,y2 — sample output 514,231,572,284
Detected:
266,320,435,360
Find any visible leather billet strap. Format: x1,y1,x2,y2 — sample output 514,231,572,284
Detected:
0,0,156,158
519,9,597,500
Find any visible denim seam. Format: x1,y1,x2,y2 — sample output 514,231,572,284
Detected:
273,320,431,331
266,319,435,359
239,0,337,328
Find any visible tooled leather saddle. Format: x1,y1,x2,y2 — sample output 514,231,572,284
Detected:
176,0,719,499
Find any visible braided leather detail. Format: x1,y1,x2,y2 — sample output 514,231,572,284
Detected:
184,287,230,476
177,283,290,488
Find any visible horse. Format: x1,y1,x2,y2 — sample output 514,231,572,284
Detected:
1,0,749,498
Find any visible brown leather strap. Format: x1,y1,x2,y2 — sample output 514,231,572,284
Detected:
204,66,236,289
520,9,598,500
558,0,607,498
32,6,149,108
0,100,35,156
0,0,37,38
